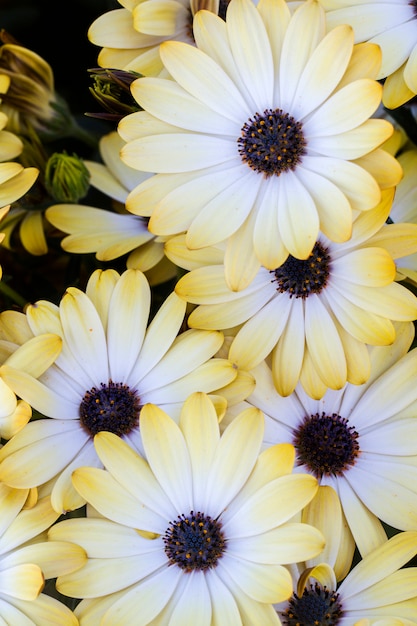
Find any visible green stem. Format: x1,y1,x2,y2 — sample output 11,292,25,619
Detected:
70,120,100,150
0,280,27,308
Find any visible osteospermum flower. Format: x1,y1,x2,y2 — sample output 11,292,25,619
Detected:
88,0,230,76
46,131,177,285
0,31,80,139
277,532,417,625
0,325,62,439
119,0,402,279
0,485,86,624
286,485,356,587
224,321,417,556
49,393,324,625
354,621,417,626
383,147,417,286
320,0,417,108
0,268,237,513
175,190,417,397
0,79,38,211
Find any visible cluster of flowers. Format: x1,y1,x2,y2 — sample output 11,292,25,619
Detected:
1,0,417,623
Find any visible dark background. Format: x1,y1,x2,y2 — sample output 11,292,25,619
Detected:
0,0,118,117
0,0,123,306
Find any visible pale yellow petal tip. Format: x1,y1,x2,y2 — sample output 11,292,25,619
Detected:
3,563,45,600
382,65,416,109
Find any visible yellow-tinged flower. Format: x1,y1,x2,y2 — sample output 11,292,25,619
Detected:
213,334,256,406
0,31,74,139
46,131,177,285
277,532,417,624
119,0,401,284
354,617,417,626
0,76,42,255
319,0,417,108
224,321,417,556
48,393,324,624
0,488,85,624
175,190,417,397
273,485,355,620
297,485,355,584
88,0,229,76
0,268,238,513
383,147,417,286
0,327,62,439
0,205,9,279
0,106,38,211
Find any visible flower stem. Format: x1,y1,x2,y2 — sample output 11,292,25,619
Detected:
0,280,27,308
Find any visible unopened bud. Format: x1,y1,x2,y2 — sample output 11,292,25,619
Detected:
45,152,90,203
87,67,142,122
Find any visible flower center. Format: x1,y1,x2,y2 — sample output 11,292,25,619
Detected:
79,380,141,437
271,242,331,298
293,413,360,479
409,0,417,19
163,511,226,572
238,108,306,177
282,583,344,626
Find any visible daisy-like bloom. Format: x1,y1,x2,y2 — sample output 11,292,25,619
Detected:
320,0,417,108
0,323,62,439
223,320,417,557
88,0,230,76
49,392,325,625
354,621,417,626
286,485,356,589
0,78,38,211
0,31,79,139
264,486,356,625
277,531,417,625
0,76,39,254
273,485,356,621
175,190,417,398
0,205,9,279
0,485,86,624
119,0,402,280
382,147,417,286
46,131,177,285
0,268,238,514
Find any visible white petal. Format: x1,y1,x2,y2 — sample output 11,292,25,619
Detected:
107,270,150,382
226,0,274,108
60,289,109,386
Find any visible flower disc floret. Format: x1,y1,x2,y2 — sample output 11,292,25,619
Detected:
237,108,306,177
120,0,401,270
271,242,331,298
163,510,226,572
282,582,344,626
293,413,360,479
79,380,141,437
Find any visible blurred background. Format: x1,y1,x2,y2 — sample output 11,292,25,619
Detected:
0,0,116,116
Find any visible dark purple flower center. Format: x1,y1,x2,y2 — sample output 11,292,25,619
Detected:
282,582,344,626
79,380,141,436
238,108,306,177
271,242,331,298
293,412,360,478
164,511,226,572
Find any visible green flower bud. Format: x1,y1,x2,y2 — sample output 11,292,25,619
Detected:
45,151,90,203
87,68,142,122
